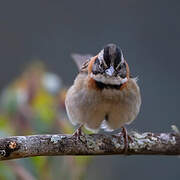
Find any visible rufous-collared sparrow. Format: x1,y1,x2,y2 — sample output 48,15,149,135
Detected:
65,44,141,140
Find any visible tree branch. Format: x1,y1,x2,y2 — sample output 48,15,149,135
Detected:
0,131,180,161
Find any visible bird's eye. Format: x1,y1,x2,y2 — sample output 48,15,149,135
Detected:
94,58,103,69
94,58,100,65
116,63,127,78
92,58,105,74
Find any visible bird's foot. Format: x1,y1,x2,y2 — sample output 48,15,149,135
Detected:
72,124,85,141
119,127,132,154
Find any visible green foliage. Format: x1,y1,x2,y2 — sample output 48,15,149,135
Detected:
0,61,93,180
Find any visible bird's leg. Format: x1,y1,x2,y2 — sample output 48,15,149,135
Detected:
120,126,132,154
121,126,128,153
73,124,84,139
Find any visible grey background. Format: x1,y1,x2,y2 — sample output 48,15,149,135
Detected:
0,0,180,179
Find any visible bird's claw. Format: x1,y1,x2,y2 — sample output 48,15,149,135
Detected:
72,125,84,140
118,127,132,154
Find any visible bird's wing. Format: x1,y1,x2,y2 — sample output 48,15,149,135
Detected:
71,53,93,71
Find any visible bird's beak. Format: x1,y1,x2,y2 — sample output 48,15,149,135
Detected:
105,66,115,76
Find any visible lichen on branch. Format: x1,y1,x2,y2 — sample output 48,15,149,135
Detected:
0,131,180,161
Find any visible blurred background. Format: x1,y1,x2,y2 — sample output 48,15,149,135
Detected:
0,0,180,179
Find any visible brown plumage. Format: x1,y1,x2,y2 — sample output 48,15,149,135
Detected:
65,44,141,132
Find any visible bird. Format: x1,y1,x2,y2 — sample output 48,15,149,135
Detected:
65,43,141,149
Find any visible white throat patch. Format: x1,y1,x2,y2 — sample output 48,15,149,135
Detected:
90,73,128,85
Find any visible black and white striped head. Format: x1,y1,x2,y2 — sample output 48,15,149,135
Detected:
91,44,129,86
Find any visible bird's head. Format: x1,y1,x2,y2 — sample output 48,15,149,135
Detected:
90,43,129,86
